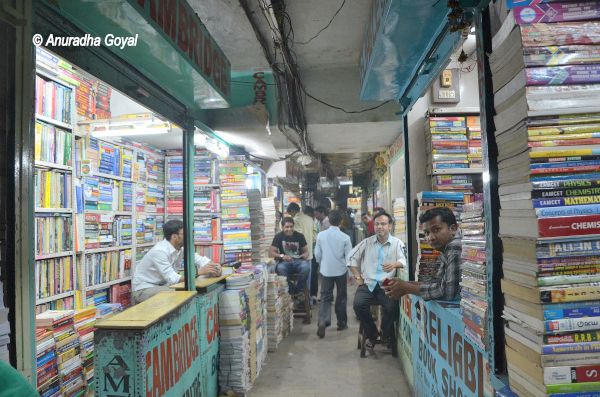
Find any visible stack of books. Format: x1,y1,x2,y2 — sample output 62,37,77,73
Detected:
73,308,96,389
393,197,407,242
35,327,58,396
415,191,464,283
467,116,482,167
491,2,600,395
426,116,469,172
220,157,253,266
219,286,252,395
266,274,293,351
261,198,277,261
248,190,265,263
459,196,487,351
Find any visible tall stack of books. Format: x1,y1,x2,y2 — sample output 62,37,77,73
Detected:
266,274,293,351
219,281,252,395
415,192,464,282
73,307,96,390
220,157,253,266
261,197,277,261
248,189,265,263
467,116,483,168
426,116,469,172
35,327,59,396
491,2,600,395
459,196,487,351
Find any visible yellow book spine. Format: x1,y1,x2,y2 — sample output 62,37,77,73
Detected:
530,149,597,158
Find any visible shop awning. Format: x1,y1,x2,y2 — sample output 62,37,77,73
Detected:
43,0,231,110
359,0,487,114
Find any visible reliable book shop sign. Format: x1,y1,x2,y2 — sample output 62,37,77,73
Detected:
412,299,490,397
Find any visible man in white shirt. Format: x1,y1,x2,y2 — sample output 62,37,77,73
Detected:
132,219,222,304
347,211,406,349
314,210,352,338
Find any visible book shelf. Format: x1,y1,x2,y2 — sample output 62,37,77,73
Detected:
34,70,78,313
165,149,224,263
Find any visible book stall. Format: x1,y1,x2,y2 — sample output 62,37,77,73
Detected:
361,0,600,396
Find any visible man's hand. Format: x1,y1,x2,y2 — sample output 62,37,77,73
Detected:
382,262,403,273
199,263,222,277
383,279,408,300
282,254,293,262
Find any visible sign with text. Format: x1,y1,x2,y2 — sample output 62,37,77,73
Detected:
196,285,223,397
412,298,489,397
95,298,201,396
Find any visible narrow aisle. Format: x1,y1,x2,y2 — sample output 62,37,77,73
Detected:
248,285,412,397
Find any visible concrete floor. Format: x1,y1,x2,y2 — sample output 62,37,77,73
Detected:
248,285,412,397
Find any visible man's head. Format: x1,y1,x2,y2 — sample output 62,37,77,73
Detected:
304,206,314,219
281,217,295,236
287,202,300,217
328,209,342,227
372,211,394,240
164,219,185,250
419,207,458,251
314,206,328,222
361,212,371,223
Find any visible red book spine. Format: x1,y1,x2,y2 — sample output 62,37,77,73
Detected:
531,165,600,174
575,365,600,382
538,214,600,238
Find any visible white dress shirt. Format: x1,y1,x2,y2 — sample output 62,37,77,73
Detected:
132,239,211,291
315,226,352,277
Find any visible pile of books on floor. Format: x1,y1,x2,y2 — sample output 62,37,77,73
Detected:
415,191,464,282
74,307,96,390
251,266,268,379
248,189,265,263
491,1,600,395
220,157,252,266
261,197,277,261
266,274,293,351
219,282,252,395
459,195,487,351
36,310,85,397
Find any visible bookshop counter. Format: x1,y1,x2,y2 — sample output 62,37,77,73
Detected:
94,277,226,397
399,295,493,397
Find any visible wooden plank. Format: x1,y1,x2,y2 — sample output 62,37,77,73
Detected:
171,275,229,292
95,291,196,329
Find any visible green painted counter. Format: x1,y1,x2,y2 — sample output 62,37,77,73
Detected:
94,277,226,397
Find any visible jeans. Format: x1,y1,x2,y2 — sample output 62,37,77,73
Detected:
275,259,311,295
353,284,398,341
310,257,319,297
318,273,347,328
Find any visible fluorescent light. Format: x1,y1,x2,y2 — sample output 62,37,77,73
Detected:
91,126,170,137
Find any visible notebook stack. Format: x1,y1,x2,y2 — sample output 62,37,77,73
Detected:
490,1,600,395
415,192,464,283
459,195,487,351
261,197,278,261
248,190,265,263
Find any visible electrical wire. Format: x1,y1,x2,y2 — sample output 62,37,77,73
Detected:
304,91,392,114
296,0,346,45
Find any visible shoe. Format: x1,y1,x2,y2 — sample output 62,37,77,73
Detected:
310,296,318,306
317,324,326,338
337,324,348,331
365,338,375,350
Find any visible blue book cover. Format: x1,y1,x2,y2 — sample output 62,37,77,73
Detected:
530,160,600,170
550,393,600,397
531,173,600,182
537,203,600,217
544,304,600,320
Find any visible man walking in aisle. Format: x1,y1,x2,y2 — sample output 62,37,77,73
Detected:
269,217,311,301
314,210,352,338
311,206,330,304
348,211,406,350
132,219,222,304
383,207,461,301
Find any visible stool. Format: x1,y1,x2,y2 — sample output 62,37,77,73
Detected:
357,305,398,358
287,274,311,324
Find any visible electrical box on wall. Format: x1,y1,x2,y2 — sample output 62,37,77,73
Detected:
432,68,460,103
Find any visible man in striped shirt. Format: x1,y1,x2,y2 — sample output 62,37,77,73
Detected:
348,211,407,348
383,207,462,301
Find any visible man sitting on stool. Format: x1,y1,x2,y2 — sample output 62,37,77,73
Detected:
269,217,311,302
348,211,407,350
132,219,222,304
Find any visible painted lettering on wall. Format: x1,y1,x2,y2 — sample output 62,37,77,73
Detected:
414,302,484,397
253,72,267,104
134,0,231,98
145,315,200,397
103,355,131,395
205,303,219,344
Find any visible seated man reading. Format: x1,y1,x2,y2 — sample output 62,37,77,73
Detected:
269,217,311,298
132,219,222,304
383,206,462,301
348,211,407,349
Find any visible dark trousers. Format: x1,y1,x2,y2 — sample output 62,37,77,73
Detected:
310,257,319,297
317,273,347,328
353,284,398,341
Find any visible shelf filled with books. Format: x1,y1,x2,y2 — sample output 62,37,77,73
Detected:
34,71,77,313
220,156,253,266
490,3,600,395
165,149,223,262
